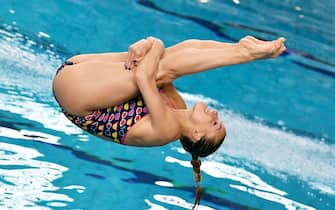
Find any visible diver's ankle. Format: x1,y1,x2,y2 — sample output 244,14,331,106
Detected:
236,42,256,61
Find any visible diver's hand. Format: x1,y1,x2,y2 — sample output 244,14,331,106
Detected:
238,36,286,60
125,38,153,70
135,38,165,81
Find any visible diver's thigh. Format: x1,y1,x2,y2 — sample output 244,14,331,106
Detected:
54,61,138,115
67,52,128,64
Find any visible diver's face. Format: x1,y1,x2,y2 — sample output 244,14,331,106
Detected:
191,102,226,142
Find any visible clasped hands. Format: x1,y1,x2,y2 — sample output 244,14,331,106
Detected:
124,37,162,70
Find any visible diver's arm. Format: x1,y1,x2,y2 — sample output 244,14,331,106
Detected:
135,39,170,134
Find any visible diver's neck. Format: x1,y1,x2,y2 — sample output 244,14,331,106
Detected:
172,109,193,138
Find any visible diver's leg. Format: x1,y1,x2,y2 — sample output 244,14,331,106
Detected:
66,37,254,64
67,36,283,65
156,37,286,84
66,40,233,64
165,39,235,54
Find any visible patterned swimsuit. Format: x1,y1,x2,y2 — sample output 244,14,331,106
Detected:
55,61,149,144
64,96,148,144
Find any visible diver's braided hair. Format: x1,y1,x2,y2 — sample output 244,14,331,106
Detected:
191,154,202,209
180,134,225,209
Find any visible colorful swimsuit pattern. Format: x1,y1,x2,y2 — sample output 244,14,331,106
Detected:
64,95,149,145
54,60,149,145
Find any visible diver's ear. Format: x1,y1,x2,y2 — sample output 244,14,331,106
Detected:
192,129,203,142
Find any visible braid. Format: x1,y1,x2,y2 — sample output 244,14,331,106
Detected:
179,133,226,209
191,154,203,210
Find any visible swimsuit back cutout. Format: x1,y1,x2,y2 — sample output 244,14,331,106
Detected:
64,95,149,144
54,60,149,145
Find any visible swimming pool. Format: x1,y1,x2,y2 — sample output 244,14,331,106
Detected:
0,0,334,209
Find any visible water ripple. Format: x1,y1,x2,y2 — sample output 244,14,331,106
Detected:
0,142,72,209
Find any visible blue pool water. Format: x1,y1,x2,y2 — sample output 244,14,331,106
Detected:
0,0,334,209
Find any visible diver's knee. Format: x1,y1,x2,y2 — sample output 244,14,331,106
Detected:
156,61,176,85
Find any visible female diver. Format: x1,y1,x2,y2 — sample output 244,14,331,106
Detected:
53,36,286,209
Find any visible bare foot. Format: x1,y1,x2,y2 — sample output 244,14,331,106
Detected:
238,36,286,60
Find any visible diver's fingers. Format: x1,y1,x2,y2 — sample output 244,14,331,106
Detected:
129,59,138,70
125,50,135,70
